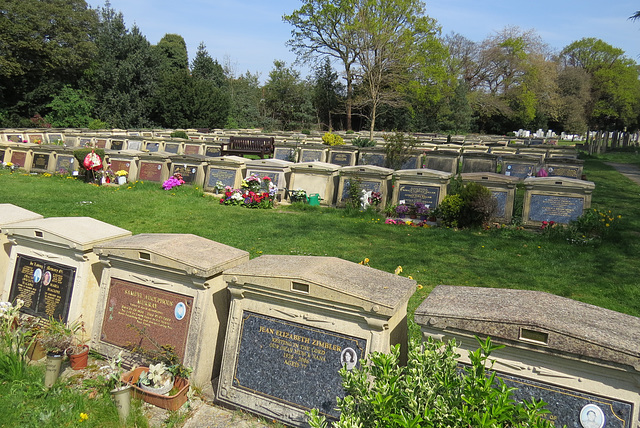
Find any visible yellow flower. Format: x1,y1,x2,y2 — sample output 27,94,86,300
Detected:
79,413,88,422
417,284,423,290
605,224,609,227
408,276,413,280
394,266,403,275
364,258,370,264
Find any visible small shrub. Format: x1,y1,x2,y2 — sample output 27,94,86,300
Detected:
322,132,344,146
88,119,109,130
170,130,189,139
458,181,497,228
351,137,376,148
434,194,464,228
301,129,311,135
345,176,362,210
383,132,416,170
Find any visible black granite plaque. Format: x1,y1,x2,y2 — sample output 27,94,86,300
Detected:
528,194,584,224
165,143,180,154
358,153,385,167
397,184,440,207
329,152,353,166
146,142,160,152
234,311,366,418
301,150,322,162
548,166,580,178
401,156,420,169
32,153,49,170
274,148,295,161
491,190,507,218
499,371,632,428
55,155,76,174
424,156,457,173
0,150,5,162
504,162,535,179
207,168,236,188
341,179,381,201
205,146,221,157
110,140,124,150
172,164,197,183
9,254,76,322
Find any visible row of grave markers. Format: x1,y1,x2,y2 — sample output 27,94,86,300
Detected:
0,204,637,427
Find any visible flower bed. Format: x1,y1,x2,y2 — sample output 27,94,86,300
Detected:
219,174,276,209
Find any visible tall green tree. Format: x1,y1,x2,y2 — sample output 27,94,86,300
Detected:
87,2,159,128
312,58,344,130
154,33,189,72
0,0,97,124
284,0,359,130
263,60,314,130
44,85,94,128
560,38,640,130
226,71,263,129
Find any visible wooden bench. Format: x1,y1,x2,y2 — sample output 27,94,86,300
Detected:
220,136,275,159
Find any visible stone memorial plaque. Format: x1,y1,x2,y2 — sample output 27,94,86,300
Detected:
398,184,440,207
528,194,584,223
274,148,294,161
165,143,180,154
499,371,632,428
79,138,92,147
95,139,107,148
11,151,26,167
55,155,75,174
172,164,197,183
100,278,193,360
127,140,142,151
358,153,385,167
207,168,236,188
184,144,200,155
48,134,63,143
110,140,124,150
234,311,366,418
330,152,353,166
205,146,221,157
7,134,22,143
142,132,153,137
341,179,380,201
146,142,160,152
9,254,76,322
247,170,279,186
301,150,322,162
401,156,420,169
32,153,49,170
28,134,44,144
139,161,163,181
109,160,131,174
504,163,535,179
491,191,507,218
548,166,580,178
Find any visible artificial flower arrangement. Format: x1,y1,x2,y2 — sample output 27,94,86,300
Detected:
115,170,128,177
368,191,382,206
290,189,307,203
2,161,16,172
220,174,276,209
162,173,185,190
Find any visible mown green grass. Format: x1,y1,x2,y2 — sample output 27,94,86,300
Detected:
1,150,639,342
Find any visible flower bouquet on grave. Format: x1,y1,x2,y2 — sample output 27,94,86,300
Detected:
368,191,382,207
213,180,225,194
137,362,174,395
290,188,307,203
242,174,262,193
395,203,410,218
414,203,431,220
162,172,185,190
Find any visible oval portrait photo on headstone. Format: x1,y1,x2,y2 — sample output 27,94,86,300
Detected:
580,404,605,428
340,347,357,370
33,268,42,284
174,302,186,320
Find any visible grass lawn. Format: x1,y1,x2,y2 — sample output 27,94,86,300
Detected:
1,150,639,342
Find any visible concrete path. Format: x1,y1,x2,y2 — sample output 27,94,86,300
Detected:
604,162,640,186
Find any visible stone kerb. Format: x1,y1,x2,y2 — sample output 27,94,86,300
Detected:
521,176,595,227
336,165,394,209
460,172,520,223
414,285,640,428
1,217,131,336
217,255,416,427
392,168,452,210
91,233,249,389
288,161,341,206
204,156,247,193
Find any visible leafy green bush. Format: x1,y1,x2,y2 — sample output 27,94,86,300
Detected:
345,176,362,211
301,129,311,135
88,119,109,130
170,130,189,139
322,132,345,146
435,194,464,228
458,182,497,228
351,137,376,148
541,208,623,245
383,132,416,169
308,337,555,428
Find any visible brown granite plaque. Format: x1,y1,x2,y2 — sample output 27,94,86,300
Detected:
110,159,131,174
95,139,107,148
9,254,76,322
11,151,26,167
100,278,193,360
32,153,49,170
139,161,163,181
28,134,43,144
184,144,200,155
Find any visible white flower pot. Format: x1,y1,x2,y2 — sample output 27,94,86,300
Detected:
117,176,127,185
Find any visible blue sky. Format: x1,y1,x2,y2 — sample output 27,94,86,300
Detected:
86,0,639,82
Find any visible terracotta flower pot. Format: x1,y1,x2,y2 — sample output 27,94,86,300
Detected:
67,345,89,370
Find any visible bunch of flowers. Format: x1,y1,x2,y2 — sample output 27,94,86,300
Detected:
213,180,225,194
290,189,307,203
413,203,430,217
115,170,128,177
395,204,410,216
162,172,185,190
368,192,382,206
241,174,262,193
2,161,16,172
219,183,276,209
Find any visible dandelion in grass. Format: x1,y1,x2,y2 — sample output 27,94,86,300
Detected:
79,413,88,422
394,266,402,275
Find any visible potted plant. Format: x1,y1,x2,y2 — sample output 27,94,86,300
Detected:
38,317,77,387
395,203,410,218
414,203,431,220
65,319,89,370
290,188,307,203
115,170,128,185
138,362,174,394
106,351,132,422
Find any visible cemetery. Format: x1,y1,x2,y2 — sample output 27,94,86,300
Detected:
0,128,639,428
